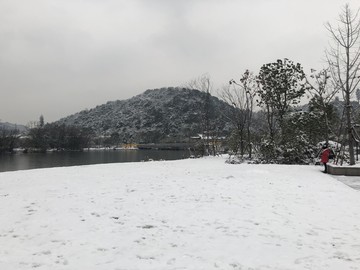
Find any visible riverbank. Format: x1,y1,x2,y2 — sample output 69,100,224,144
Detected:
0,157,359,269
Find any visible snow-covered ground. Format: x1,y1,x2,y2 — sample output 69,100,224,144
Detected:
0,156,359,270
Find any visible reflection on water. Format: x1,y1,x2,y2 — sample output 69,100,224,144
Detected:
0,150,190,172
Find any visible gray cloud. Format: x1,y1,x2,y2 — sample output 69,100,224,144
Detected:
0,0,358,124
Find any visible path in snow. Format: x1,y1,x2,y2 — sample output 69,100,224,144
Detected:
333,175,360,191
0,157,359,270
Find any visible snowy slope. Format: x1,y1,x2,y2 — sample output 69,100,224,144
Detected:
0,157,359,269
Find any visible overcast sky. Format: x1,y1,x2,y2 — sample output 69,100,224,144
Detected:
0,0,359,125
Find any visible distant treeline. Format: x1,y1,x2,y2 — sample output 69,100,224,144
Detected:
0,128,19,153
0,122,94,153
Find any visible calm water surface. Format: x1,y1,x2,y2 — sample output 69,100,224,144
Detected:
0,150,190,172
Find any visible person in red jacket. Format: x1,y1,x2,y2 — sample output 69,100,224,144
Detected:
320,144,331,173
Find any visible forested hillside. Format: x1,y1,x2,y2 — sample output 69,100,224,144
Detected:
57,87,234,143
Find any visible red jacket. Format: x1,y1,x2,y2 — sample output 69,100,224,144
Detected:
321,148,331,163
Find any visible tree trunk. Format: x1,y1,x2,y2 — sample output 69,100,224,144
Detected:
346,97,355,165
346,33,355,165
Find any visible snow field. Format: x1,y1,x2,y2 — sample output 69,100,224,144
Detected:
0,156,359,270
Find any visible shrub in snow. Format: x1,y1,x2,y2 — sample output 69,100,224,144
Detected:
258,139,277,163
257,133,317,165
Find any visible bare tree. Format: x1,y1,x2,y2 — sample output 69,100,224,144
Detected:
222,70,256,157
325,4,360,165
306,68,340,142
186,74,215,155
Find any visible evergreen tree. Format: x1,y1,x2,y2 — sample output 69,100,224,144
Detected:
257,59,306,143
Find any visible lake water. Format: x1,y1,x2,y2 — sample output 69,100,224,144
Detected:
0,149,190,173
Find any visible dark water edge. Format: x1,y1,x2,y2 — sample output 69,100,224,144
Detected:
0,149,190,173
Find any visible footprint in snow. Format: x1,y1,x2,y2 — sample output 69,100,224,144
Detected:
139,225,156,229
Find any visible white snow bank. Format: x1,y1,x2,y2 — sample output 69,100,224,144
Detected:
0,157,359,270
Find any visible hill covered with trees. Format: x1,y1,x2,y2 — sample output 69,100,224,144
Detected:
56,87,234,144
